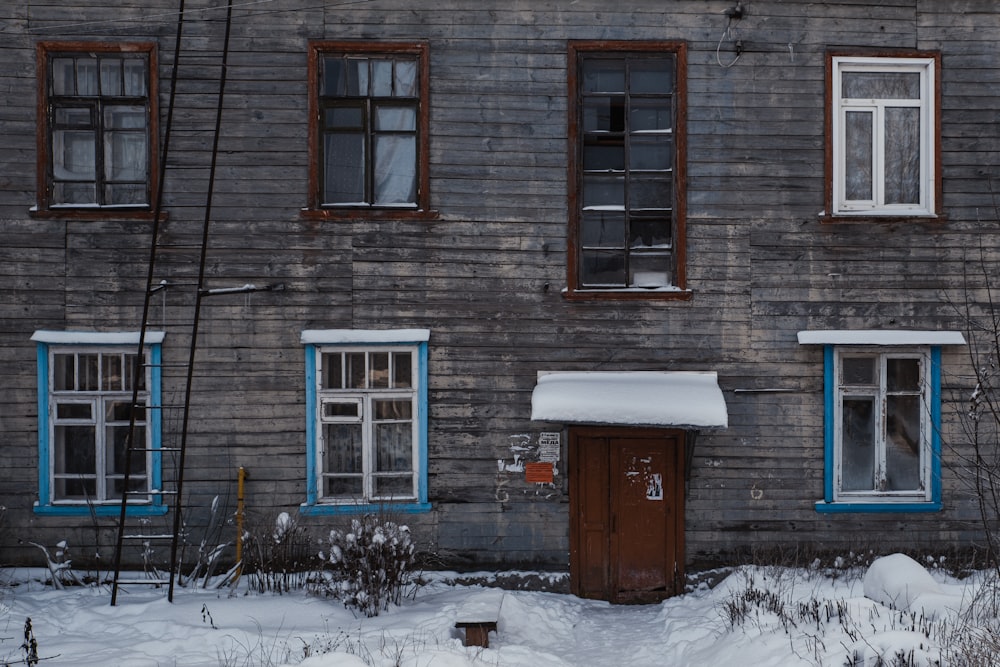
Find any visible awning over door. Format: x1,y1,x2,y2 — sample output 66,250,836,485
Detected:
530,371,728,429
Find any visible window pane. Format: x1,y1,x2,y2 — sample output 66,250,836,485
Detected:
842,357,875,385
56,403,92,420
887,358,920,392
106,183,147,206
52,58,76,95
375,422,412,472
370,352,390,388
375,399,412,421
54,354,75,391
583,97,626,132
326,107,364,128
845,111,873,200
54,477,96,500
582,59,625,93
106,400,141,423
842,72,920,99
125,354,144,392
54,130,97,179
53,182,97,205
841,397,875,491
374,106,415,131
324,423,362,473
374,135,416,204
77,59,99,96
884,107,920,205
630,137,673,171
581,211,626,247
80,354,100,391
346,352,366,389
323,401,361,419
630,98,672,132
886,395,921,491
371,60,393,96
583,174,625,208
100,58,122,96
392,352,412,389
123,59,147,96
373,475,413,498
629,176,672,209
103,354,123,391
394,60,417,97
629,216,671,248
630,59,674,94
55,425,96,475
105,131,147,181
322,353,344,389
325,476,363,498
629,253,671,288
106,425,146,477
584,141,625,171
323,133,365,204
55,108,92,127
321,57,347,96
105,106,146,129
581,249,626,286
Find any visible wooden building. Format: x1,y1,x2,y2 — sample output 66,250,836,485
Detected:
1,0,997,602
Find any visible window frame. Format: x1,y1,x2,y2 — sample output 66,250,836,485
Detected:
32,331,166,517
566,41,689,301
304,41,435,220
818,344,942,513
34,42,159,219
825,51,942,221
300,330,431,515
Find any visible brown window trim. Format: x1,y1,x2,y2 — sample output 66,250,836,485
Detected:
565,40,689,302
34,41,159,218
823,49,943,224
304,41,437,221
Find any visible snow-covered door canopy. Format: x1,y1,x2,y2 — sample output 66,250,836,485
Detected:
530,371,728,429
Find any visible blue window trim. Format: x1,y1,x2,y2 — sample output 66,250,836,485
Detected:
300,338,431,516
815,345,942,514
33,337,167,517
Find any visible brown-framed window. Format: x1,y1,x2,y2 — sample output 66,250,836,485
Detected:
567,41,688,300
36,43,157,215
824,51,942,221
305,42,432,219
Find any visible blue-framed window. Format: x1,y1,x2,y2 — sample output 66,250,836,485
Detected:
31,331,166,516
300,330,430,515
799,330,965,513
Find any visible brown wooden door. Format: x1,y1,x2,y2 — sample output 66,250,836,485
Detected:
570,427,685,603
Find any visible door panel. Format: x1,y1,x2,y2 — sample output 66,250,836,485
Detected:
570,428,684,603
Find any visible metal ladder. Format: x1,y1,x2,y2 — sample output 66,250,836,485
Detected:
110,0,236,605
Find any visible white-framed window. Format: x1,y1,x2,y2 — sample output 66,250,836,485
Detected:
829,54,938,217
834,348,931,501
301,330,430,514
798,330,965,513
32,331,166,516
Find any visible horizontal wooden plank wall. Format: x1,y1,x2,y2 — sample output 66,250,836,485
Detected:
0,0,997,571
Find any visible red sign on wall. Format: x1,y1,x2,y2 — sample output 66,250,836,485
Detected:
525,462,554,484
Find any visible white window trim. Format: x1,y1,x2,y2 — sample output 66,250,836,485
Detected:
301,331,431,515
831,56,936,217
832,347,932,503
32,331,167,516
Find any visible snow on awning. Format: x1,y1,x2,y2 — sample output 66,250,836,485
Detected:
530,371,728,429
797,330,966,346
31,330,166,345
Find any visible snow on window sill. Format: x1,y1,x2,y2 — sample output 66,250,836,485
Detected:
299,501,431,516
33,502,168,517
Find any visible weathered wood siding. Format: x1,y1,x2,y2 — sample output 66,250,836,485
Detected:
1,0,998,570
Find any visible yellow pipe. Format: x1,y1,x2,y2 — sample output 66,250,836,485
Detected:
234,466,247,581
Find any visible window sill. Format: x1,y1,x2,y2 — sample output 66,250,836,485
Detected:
814,500,941,514
299,501,431,516
29,207,166,222
818,212,948,225
300,208,440,222
563,287,693,302
33,502,168,517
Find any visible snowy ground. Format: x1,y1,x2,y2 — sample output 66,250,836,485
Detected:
0,555,995,667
